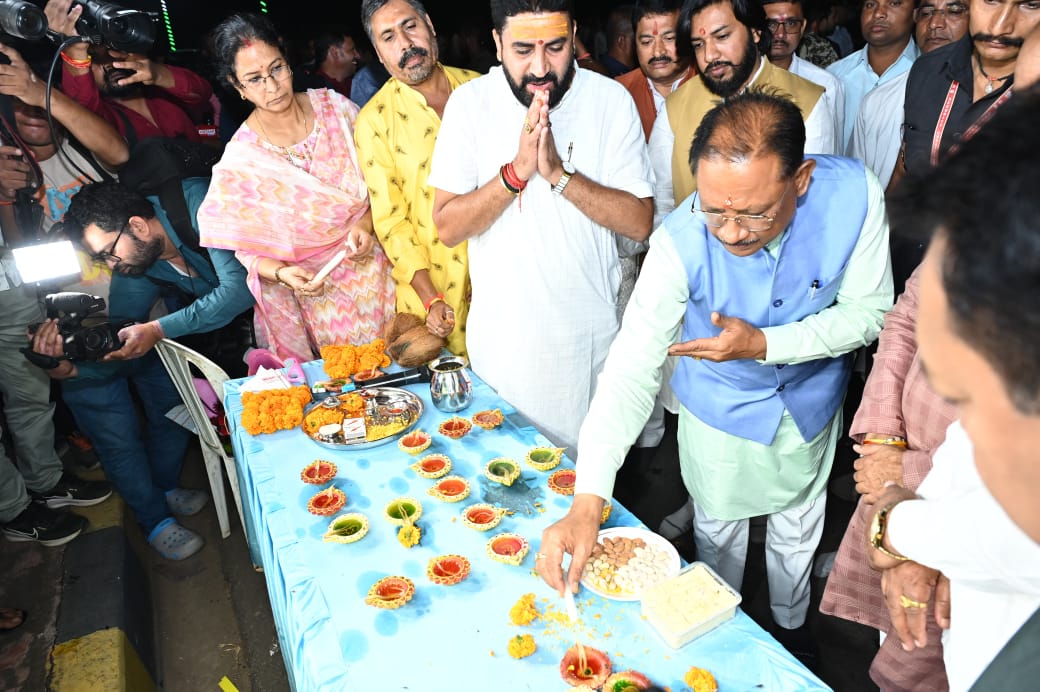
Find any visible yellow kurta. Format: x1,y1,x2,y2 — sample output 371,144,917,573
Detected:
354,64,479,356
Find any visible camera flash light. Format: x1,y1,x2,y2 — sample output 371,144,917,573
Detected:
12,241,82,283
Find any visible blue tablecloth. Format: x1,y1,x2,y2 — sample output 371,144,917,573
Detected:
224,362,831,691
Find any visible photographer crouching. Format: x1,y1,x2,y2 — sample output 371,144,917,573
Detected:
29,180,255,560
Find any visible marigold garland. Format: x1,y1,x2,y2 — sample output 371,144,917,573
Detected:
321,339,391,379
241,386,312,435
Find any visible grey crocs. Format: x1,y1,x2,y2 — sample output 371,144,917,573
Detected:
165,488,209,517
147,518,204,560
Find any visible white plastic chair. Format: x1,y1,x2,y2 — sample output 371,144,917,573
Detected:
154,339,244,539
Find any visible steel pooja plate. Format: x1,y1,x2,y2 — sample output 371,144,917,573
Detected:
302,386,424,450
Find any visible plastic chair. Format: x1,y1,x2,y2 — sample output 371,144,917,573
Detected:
154,339,244,540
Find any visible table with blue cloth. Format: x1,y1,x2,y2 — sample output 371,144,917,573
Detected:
224,362,830,691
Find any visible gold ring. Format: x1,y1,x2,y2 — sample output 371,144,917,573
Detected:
899,594,928,609
534,552,546,560
523,121,533,134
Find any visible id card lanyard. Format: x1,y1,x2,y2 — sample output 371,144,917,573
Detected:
930,81,1013,166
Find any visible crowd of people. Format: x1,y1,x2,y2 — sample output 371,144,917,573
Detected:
0,0,1037,688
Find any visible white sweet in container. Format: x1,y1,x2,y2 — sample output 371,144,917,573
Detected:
640,562,742,649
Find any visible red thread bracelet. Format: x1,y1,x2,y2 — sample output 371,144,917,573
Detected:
423,293,445,311
502,162,527,191
61,52,92,69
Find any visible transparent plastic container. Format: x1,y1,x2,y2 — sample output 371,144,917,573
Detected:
640,561,742,649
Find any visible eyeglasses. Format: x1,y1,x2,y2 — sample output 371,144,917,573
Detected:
238,63,291,90
765,18,806,33
691,186,791,233
914,3,967,21
89,223,128,265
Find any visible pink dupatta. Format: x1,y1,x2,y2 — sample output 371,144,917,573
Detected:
198,89,394,361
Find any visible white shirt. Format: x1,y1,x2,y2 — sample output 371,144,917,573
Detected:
847,71,907,188
888,421,1040,691
429,66,653,450
789,55,846,153
827,40,919,148
648,57,839,224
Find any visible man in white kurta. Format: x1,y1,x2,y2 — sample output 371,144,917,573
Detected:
429,8,653,451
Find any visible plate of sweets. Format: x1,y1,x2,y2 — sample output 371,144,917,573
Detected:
580,527,681,601
302,386,424,450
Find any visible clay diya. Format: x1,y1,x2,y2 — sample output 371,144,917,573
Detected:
398,430,432,455
307,487,346,516
300,459,338,485
461,503,506,531
383,497,423,526
526,446,564,471
438,416,472,439
428,475,471,502
410,454,452,479
603,670,653,691
485,532,529,566
322,513,369,544
426,554,471,585
351,367,383,383
471,408,505,430
560,644,612,689
547,468,577,496
364,576,415,609
484,457,521,486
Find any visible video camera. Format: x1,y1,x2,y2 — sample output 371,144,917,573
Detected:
24,292,135,366
0,0,158,52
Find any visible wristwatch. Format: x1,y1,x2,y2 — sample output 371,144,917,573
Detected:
869,501,910,561
552,161,575,195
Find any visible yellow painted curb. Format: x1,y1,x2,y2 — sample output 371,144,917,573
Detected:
50,628,155,692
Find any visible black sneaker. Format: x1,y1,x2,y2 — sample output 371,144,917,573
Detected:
34,473,112,509
1,503,88,547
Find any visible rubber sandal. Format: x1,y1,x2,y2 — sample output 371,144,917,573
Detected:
147,518,204,560
165,488,209,517
0,608,26,632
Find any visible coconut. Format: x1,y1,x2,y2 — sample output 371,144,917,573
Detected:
383,313,425,346
390,325,445,367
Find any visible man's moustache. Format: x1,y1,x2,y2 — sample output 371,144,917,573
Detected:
973,32,1024,48
649,57,673,65
705,60,735,71
398,46,429,68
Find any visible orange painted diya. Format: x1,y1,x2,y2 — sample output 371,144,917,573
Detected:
307,487,346,516
486,532,529,566
364,576,415,609
428,476,471,502
438,417,472,439
560,644,612,689
426,554,471,585
471,408,505,430
398,430,432,455
461,503,506,531
411,454,452,479
300,459,338,485
548,468,576,495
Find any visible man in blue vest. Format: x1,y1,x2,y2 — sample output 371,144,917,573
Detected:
538,90,893,644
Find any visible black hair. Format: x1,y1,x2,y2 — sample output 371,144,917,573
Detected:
62,182,156,245
311,27,353,67
888,89,1040,414
632,0,685,32
761,0,803,7
608,5,638,42
679,0,770,57
688,88,806,178
490,0,574,33
209,12,287,90
361,0,430,41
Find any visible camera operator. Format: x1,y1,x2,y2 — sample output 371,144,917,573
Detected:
44,0,213,142
28,180,253,560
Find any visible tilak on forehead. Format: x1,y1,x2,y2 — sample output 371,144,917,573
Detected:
507,12,571,42
725,196,734,207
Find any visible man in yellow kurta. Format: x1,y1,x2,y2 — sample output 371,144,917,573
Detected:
354,0,479,356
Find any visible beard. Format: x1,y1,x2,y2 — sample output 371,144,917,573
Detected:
504,57,576,109
99,67,140,98
398,46,436,84
701,33,760,98
114,235,163,276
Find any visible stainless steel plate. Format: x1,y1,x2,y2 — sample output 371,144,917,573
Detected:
302,386,424,451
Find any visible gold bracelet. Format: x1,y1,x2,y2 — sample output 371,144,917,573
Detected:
273,265,290,287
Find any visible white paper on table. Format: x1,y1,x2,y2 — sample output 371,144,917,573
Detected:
239,366,293,392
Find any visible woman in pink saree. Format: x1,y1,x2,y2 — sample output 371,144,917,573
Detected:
198,13,394,362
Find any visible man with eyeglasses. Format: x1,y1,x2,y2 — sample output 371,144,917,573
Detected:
848,0,968,193
763,0,848,144
27,181,254,560
538,91,892,660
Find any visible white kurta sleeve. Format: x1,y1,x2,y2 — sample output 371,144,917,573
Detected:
648,108,676,228
427,82,480,195
574,229,690,501
803,97,839,155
